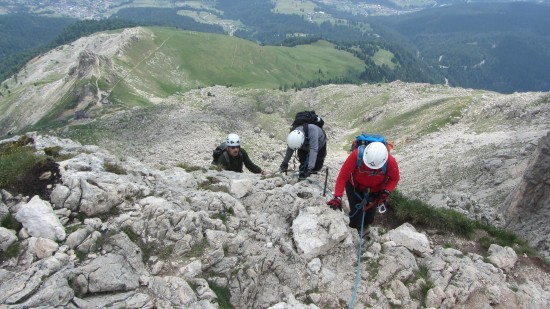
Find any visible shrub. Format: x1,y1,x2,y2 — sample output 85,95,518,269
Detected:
0,137,61,199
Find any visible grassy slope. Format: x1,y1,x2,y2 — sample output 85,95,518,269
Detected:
108,27,365,104
1,26,366,134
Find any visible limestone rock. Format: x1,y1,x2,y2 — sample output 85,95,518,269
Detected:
14,196,66,241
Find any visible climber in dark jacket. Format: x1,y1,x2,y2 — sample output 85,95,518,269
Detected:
217,133,266,174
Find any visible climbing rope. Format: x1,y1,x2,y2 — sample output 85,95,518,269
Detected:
349,190,370,309
283,166,373,308
350,208,366,309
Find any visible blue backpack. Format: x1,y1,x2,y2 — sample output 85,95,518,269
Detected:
350,133,388,172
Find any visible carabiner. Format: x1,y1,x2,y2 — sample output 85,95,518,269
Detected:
378,203,386,214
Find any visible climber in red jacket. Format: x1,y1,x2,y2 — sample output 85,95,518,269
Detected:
327,142,400,238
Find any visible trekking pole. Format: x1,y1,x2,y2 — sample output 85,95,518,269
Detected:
323,166,329,196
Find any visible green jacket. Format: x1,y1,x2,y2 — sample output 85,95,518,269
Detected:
217,148,262,174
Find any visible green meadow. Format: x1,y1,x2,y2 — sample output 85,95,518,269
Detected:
108,27,365,103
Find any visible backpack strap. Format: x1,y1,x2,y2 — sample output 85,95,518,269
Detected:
302,123,309,141
356,145,365,169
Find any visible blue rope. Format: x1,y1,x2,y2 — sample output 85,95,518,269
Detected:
349,210,366,308
349,190,369,309
347,190,367,218
290,171,369,308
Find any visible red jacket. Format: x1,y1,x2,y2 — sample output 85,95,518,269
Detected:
334,148,400,197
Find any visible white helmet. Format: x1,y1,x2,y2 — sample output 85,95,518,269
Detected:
363,142,388,169
287,130,305,150
226,133,240,147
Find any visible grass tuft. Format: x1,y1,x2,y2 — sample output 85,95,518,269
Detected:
391,190,477,237
0,241,21,260
415,264,429,280
185,237,208,258
207,280,233,309
391,190,544,259
177,162,206,172
1,213,22,231
0,145,39,189
0,136,61,199
104,162,127,175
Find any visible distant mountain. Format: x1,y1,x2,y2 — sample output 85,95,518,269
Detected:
0,27,366,135
1,1,550,93
369,2,550,93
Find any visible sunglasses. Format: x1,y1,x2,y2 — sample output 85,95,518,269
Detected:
228,146,240,149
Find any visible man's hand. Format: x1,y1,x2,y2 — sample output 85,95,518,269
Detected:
261,170,269,175
377,189,391,205
279,163,288,173
327,196,342,211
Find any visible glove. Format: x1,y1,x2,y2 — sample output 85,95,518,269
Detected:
377,189,391,205
298,169,311,179
279,163,288,173
327,196,342,211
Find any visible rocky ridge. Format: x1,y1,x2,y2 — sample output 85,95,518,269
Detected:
47,82,550,256
0,133,549,308
2,27,549,252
